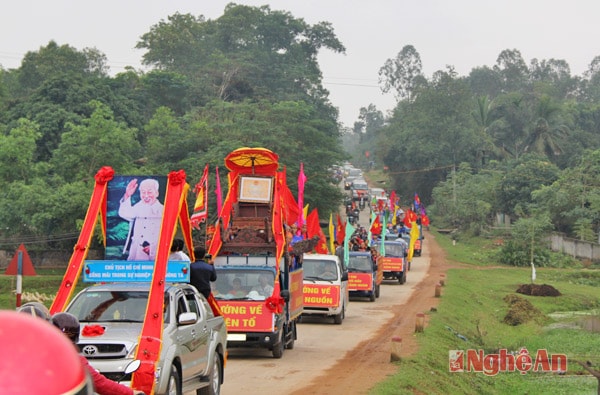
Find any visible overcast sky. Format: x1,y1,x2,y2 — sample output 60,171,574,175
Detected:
2,1,600,127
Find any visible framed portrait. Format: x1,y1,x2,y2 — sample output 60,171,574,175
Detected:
105,175,167,261
238,176,273,203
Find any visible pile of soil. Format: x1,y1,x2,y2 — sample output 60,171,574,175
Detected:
516,283,561,296
503,294,543,326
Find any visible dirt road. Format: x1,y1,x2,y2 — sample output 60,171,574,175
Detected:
219,229,448,395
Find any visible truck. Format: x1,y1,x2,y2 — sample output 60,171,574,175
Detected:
65,282,227,395
301,253,349,324
208,147,305,358
347,250,383,302
49,167,227,395
371,239,409,284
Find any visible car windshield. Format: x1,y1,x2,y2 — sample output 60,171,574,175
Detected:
303,259,338,281
212,269,275,300
67,291,170,323
352,182,368,190
348,255,372,272
372,242,405,257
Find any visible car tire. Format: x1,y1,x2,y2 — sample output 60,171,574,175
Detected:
333,305,344,325
197,354,221,395
375,284,380,298
369,291,376,302
166,365,181,395
285,322,295,350
272,331,284,358
399,272,407,285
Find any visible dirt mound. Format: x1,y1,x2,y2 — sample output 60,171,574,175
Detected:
516,283,561,296
503,294,543,326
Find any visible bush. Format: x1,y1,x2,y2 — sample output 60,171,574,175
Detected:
497,240,550,266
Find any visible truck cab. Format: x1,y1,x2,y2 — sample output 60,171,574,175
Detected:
371,239,409,284
301,253,349,324
347,251,383,301
212,255,302,358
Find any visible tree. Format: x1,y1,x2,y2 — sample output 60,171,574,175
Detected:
493,49,528,93
524,95,570,158
51,100,142,180
378,45,425,103
0,118,41,184
136,6,345,104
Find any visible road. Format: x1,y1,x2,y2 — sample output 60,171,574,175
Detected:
218,209,431,394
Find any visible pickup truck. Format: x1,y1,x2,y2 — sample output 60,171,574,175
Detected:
65,282,227,395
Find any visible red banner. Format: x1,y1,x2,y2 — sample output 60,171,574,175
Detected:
303,284,340,308
348,273,373,291
218,301,274,332
288,269,304,319
381,257,404,272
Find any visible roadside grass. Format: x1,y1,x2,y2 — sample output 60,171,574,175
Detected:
371,232,600,395
0,268,86,310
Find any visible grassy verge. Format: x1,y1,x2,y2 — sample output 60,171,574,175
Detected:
372,232,600,395
0,268,86,310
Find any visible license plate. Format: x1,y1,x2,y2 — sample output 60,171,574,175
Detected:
227,333,247,341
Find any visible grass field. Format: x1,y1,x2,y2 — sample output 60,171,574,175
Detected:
372,232,600,395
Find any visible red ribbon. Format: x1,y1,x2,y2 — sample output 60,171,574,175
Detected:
82,325,105,337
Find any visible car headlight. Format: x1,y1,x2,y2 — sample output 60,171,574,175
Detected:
126,344,138,359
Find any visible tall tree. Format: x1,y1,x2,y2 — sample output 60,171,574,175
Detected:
378,45,426,103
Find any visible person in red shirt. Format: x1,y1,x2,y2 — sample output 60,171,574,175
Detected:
50,312,145,395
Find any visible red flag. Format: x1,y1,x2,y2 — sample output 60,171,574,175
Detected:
307,209,328,254
403,208,418,227
191,164,209,229
336,214,345,245
370,215,382,236
215,166,223,216
297,163,307,228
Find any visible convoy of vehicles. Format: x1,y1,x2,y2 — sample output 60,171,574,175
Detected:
301,253,349,324
39,157,422,394
207,147,305,358
347,251,382,301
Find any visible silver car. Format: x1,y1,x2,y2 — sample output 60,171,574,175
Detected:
66,282,227,395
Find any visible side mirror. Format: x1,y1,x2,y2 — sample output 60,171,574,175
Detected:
373,264,378,271
280,290,290,302
125,360,141,375
178,312,198,325
341,272,348,281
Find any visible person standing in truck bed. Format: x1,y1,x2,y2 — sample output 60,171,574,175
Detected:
189,246,217,299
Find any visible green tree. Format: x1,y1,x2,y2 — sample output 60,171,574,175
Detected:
51,100,142,180
378,45,425,103
0,118,41,184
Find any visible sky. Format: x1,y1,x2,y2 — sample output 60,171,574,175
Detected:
2,1,600,127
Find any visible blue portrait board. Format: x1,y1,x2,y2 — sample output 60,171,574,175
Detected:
83,260,190,283
105,175,167,261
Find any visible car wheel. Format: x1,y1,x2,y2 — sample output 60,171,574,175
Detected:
369,291,376,302
375,284,380,298
166,365,181,395
400,272,407,284
272,331,284,358
285,322,296,350
198,354,221,395
333,305,344,325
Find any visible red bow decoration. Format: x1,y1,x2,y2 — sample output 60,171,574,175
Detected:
265,296,285,314
82,325,105,337
94,166,115,184
168,169,186,186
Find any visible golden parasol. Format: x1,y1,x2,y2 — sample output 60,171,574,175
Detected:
224,147,279,174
